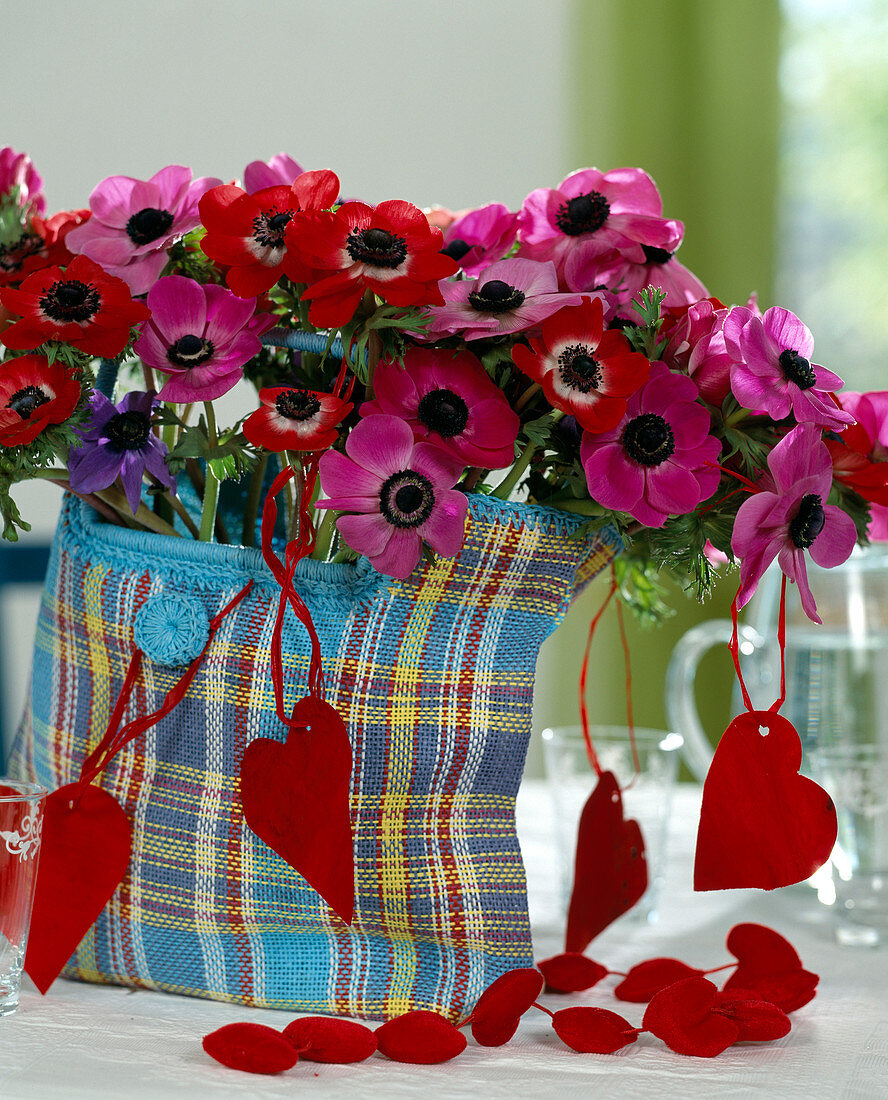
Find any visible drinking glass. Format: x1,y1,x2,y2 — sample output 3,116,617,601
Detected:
0,779,46,1015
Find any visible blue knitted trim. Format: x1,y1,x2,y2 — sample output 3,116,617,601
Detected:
469,493,620,545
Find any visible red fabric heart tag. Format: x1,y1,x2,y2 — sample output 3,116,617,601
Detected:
25,783,131,994
694,710,837,891
552,1006,640,1054
466,967,544,1046
240,696,354,926
282,1017,377,1063
565,770,648,953
714,992,791,1042
722,923,819,1011
375,1010,467,1064
537,953,609,994
642,976,739,1058
203,1022,299,1075
613,958,705,1003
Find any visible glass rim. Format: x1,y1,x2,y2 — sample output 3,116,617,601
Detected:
0,779,48,802
540,725,684,751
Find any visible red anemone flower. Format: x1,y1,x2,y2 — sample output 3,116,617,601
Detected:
198,171,340,298
0,255,150,358
0,354,81,445
286,200,459,328
0,209,91,287
511,296,651,432
243,386,352,452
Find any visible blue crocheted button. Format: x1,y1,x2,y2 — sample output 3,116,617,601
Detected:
134,591,210,667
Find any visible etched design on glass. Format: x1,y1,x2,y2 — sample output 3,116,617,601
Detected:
0,809,43,861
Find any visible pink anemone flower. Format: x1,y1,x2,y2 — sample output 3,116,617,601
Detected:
423,257,586,341
724,306,853,431
0,147,45,215
317,415,468,579
439,203,519,277
580,362,721,527
732,423,857,623
517,167,683,292
360,347,519,468
65,165,222,295
243,152,304,194
133,275,274,402
600,247,708,313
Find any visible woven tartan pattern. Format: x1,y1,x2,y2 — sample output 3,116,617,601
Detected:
12,493,620,1020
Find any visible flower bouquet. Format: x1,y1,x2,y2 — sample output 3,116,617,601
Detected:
1,147,883,1018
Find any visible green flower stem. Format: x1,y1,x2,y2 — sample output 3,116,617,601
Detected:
492,444,536,500
241,451,269,548
154,408,178,526
724,406,749,428
40,470,181,536
312,508,337,562
514,382,541,412
285,452,303,543
162,488,200,538
199,401,220,542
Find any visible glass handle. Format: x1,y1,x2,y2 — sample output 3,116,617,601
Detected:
665,619,765,782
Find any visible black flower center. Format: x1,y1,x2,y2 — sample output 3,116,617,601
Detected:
126,207,174,246
379,469,435,528
275,389,321,421
167,334,214,368
0,231,43,273
467,279,526,314
642,245,674,265
790,493,826,548
346,226,408,269
251,206,293,249
622,412,675,466
106,409,151,452
779,349,816,390
554,191,610,237
39,279,101,323
440,238,472,262
7,384,50,420
558,345,602,393
417,387,469,438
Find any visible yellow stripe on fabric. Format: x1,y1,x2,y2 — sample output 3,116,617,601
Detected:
381,552,457,1017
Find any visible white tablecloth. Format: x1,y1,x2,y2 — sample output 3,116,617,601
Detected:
1,785,885,1099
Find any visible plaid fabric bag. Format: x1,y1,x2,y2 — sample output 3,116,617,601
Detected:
11,492,619,1020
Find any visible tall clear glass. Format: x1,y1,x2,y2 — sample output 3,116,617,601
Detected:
0,779,46,1015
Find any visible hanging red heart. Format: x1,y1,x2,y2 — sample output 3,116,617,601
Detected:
694,710,837,891
564,770,648,953
239,695,355,926
25,783,132,994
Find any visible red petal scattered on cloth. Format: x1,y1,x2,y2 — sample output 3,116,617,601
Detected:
375,1010,467,1064
714,991,792,1042
722,923,819,1011
552,1006,641,1054
642,977,739,1058
467,967,544,1046
25,783,131,994
202,1022,299,1075
282,1016,377,1063
537,953,609,994
694,711,837,891
240,696,355,925
565,771,648,953
613,958,705,1003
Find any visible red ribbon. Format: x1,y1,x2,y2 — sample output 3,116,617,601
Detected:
729,574,787,714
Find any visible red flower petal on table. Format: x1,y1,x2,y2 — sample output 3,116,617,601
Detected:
613,958,706,1003
642,977,739,1058
202,1022,299,1075
0,254,150,358
537,953,609,994
714,991,791,1042
199,171,340,297
722,923,819,1012
287,199,458,327
282,1017,377,1063
465,967,543,1047
0,353,81,446
552,1007,641,1054
243,386,352,452
375,1010,467,1064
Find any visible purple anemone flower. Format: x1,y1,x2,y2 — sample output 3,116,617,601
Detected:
133,275,275,402
317,415,468,579
724,306,854,431
517,167,683,291
732,423,857,623
422,257,585,341
580,362,721,527
68,390,175,514
440,203,519,278
243,152,304,194
65,165,222,295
